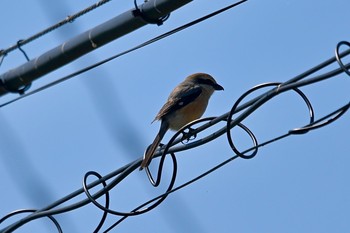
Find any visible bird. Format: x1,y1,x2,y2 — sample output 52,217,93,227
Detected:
140,72,224,169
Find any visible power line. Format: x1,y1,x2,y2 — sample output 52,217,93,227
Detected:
0,0,248,108
0,0,194,96
0,0,113,57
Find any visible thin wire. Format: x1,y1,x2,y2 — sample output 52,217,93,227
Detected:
156,103,350,199
105,102,349,230
0,51,7,67
0,0,248,108
0,0,113,57
335,41,350,76
16,40,30,61
4,41,33,95
0,209,63,233
133,0,170,25
83,171,110,233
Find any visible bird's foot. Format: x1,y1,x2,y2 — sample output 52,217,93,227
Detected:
181,127,197,144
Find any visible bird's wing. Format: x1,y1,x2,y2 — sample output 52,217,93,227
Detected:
154,84,202,121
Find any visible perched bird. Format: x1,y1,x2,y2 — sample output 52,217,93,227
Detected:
140,73,224,169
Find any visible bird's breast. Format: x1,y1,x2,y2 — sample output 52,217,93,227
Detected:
166,94,209,131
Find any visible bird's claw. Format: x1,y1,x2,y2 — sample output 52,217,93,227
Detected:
181,127,197,144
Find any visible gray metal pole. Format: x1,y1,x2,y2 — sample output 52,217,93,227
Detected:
0,0,192,96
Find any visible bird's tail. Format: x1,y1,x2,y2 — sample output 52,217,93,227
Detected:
140,121,169,169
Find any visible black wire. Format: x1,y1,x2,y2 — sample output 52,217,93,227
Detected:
133,0,170,25
0,0,248,108
226,82,315,158
132,102,350,218
0,209,63,233
335,41,350,76
0,51,7,67
0,0,113,57
2,40,33,95
82,171,110,233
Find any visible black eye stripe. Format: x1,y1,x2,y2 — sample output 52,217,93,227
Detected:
197,78,215,86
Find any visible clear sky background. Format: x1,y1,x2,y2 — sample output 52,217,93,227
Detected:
0,0,349,232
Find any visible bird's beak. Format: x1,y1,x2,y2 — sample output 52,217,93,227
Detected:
213,83,224,91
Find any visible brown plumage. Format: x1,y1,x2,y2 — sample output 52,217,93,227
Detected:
140,73,224,169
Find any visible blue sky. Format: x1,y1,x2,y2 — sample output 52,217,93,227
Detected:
0,0,349,232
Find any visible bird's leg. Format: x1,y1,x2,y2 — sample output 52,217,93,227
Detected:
181,127,197,144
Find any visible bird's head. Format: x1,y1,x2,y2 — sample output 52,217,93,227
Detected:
186,73,224,94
